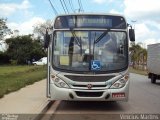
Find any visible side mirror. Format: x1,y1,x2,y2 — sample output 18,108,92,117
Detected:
44,30,50,48
129,29,135,42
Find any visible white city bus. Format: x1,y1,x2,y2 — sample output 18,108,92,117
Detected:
45,13,135,101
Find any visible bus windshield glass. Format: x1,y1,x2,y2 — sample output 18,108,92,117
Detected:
52,31,128,72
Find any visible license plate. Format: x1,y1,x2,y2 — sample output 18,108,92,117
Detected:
112,93,125,98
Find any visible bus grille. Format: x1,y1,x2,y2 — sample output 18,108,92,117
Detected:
75,91,103,97
72,85,106,87
64,75,115,82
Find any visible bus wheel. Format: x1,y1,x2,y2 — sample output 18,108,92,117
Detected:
151,74,156,83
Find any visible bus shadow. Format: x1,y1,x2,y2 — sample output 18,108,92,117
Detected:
57,101,125,113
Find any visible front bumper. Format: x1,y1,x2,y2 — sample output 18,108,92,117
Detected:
50,81,129,101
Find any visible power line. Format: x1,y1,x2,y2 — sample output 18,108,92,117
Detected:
69,0,75,13
78,0,81,12
78,0,84,12
60,0,67,13
79,0,84,11
62,0,69,13
48,0,58,15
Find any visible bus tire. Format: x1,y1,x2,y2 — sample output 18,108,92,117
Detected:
151,74,156,83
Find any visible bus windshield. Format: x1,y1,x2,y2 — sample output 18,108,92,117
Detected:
52,31,128,72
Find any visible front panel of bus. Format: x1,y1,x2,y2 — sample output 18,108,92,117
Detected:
48,14,130,101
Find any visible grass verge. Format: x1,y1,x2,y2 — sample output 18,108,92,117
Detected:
0,65,47,98
129,67,147,76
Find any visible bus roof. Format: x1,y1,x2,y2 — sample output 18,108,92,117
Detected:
54,13,126,20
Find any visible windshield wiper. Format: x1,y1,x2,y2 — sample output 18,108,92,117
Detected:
94,29,110,44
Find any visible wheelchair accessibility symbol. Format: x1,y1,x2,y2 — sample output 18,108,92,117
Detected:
91,60,101,70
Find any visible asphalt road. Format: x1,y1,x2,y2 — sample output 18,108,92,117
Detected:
42,73,160,120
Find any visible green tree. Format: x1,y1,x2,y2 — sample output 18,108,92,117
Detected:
5,35,46,64
129,44,147,70
33,20,52,45
130,44,140,68
0,51,10,64
138,48,147,70
0,18,11,41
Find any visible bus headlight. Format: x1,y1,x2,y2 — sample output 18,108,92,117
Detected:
110,74,129,89
52,77,69,88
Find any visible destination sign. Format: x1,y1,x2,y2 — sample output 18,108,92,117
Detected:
54,15,126,29
69,17,112,28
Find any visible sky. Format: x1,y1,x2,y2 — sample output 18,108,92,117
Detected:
1,0,160,49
